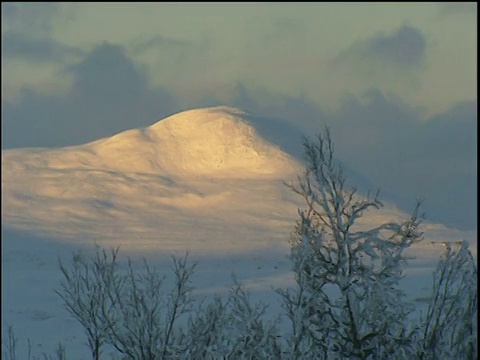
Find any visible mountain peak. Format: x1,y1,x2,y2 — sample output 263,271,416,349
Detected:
148,106,256,140
3,106,303,180
152,106,249,125
89,106,303,178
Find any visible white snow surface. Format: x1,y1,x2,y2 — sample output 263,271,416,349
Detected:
1,106,476,357
2,106,305,251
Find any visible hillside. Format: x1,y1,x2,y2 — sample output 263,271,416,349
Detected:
2,107,306,252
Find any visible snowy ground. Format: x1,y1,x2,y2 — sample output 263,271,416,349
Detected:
2,223,475,359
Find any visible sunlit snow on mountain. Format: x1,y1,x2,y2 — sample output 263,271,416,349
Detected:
2,106,475,357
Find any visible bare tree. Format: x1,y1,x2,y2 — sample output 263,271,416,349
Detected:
103,253,196,359
56,247,197,359
279,127,424,359
184,295,229,358
419,240,478,359
102,257,166,359
3,325,18,360
56,247,121,360
185,278,281,359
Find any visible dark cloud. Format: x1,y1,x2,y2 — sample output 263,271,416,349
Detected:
325,94,476,230
130,35,191,54
67,43,149,104
2,4,82,66
334,25,427,70
1,2,61,36
2,43,178,149
404,101,477,229
2,31,84,63
418,101,477,159
366,26,427,69
437,2,477,17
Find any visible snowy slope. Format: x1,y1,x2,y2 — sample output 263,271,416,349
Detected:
2,107,306,251
1,106,476,357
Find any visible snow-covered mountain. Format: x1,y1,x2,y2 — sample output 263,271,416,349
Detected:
2,106,472,251
2,106,475,357
2,107,308,252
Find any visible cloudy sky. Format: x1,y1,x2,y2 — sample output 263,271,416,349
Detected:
1,2,477,230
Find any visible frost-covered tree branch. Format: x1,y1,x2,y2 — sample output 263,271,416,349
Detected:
184,277,281,359
282,127,424,359
418,240,478,359
56,248,197,360
55,247,121,360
